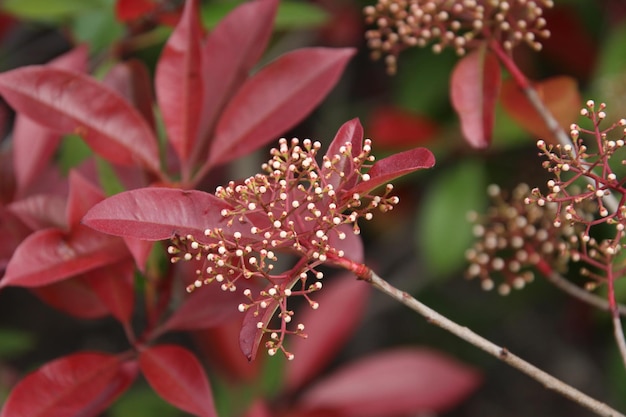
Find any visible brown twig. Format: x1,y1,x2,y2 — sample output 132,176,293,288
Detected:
356,266,625,417
545,271,626,316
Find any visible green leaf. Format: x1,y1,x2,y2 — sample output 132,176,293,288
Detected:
95,158,127,196
71,7,124,52
418,159,487,276
0,328,34,358
274,2,329,30
58,134,93,174
393,48,457,117
109,384,180,417
593,23,626,79
1,0,101,21
201,1,328,30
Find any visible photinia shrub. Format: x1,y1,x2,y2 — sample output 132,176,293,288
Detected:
0,1,481,416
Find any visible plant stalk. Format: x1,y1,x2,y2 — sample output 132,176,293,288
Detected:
358,267,625,417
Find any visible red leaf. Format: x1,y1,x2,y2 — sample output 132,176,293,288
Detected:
348,147,435,195
12,117,63,197
500,76,581,145
285,274,370,391
192,320,263,383
323,118,364,190
242,400,273,417
123,236,153,272
0,208,31,272
139,344,217,417
239,267,305,361
297,348,481,416
0,226,129,289
8,194,67,230
0,67,160,172
13,46,88,195
66,170,105,229
201,0,278,142
210,47,355,166
84,259,136,323
83,187,252,241
156,0,204,163
160,281,245,332
450,46,501,148
115,0,156,21
32,277,110,319
367,106,439,148
103,59,156,133
328,223,363,263
239,290,280,361
0,352,138,417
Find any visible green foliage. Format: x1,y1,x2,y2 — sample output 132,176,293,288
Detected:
109,384,182,417
1,0,103,21
202,1,328,30
418,159,487,277
0,329,34,358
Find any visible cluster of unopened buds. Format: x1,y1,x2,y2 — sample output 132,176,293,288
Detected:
168,136,400,358
466,183,575,295
524,101,626,286
364,0,552,73
469,101,626,294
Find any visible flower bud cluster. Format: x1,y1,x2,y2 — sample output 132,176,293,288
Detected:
364,0,552,74
466,183,574,295
169,136,399,358
526,101,626,262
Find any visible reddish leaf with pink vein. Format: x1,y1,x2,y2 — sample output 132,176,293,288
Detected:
103,59,156,133
66,171,105,229
201,0,278,145
156,0,204,163
297,348,481,416
323,118,364,190
32,277,111,319
83,188,252,241
450,46,501,148
210,47,355,166
0,67,160,173
13,45,88,195
139,344,217,417
0,352,138,417
349,147,435,195
84,259,136,323
0,226,129,289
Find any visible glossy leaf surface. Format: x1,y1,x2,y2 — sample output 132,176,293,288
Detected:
161,282,244,332
66,170,104,229
210,47,355,166
324,118,363,190
450,47,500,148
32,276,110,319
0,226,129,289
13,45,88,195
139,344,217,417
298,348,481,416
201,0,278,142
103,59,156,132
156,0,204,163
83,188,250,241
0,352,137,417
0,67,160,172
349,147,435,195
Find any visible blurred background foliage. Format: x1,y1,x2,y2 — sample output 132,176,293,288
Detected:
1,0,626,416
